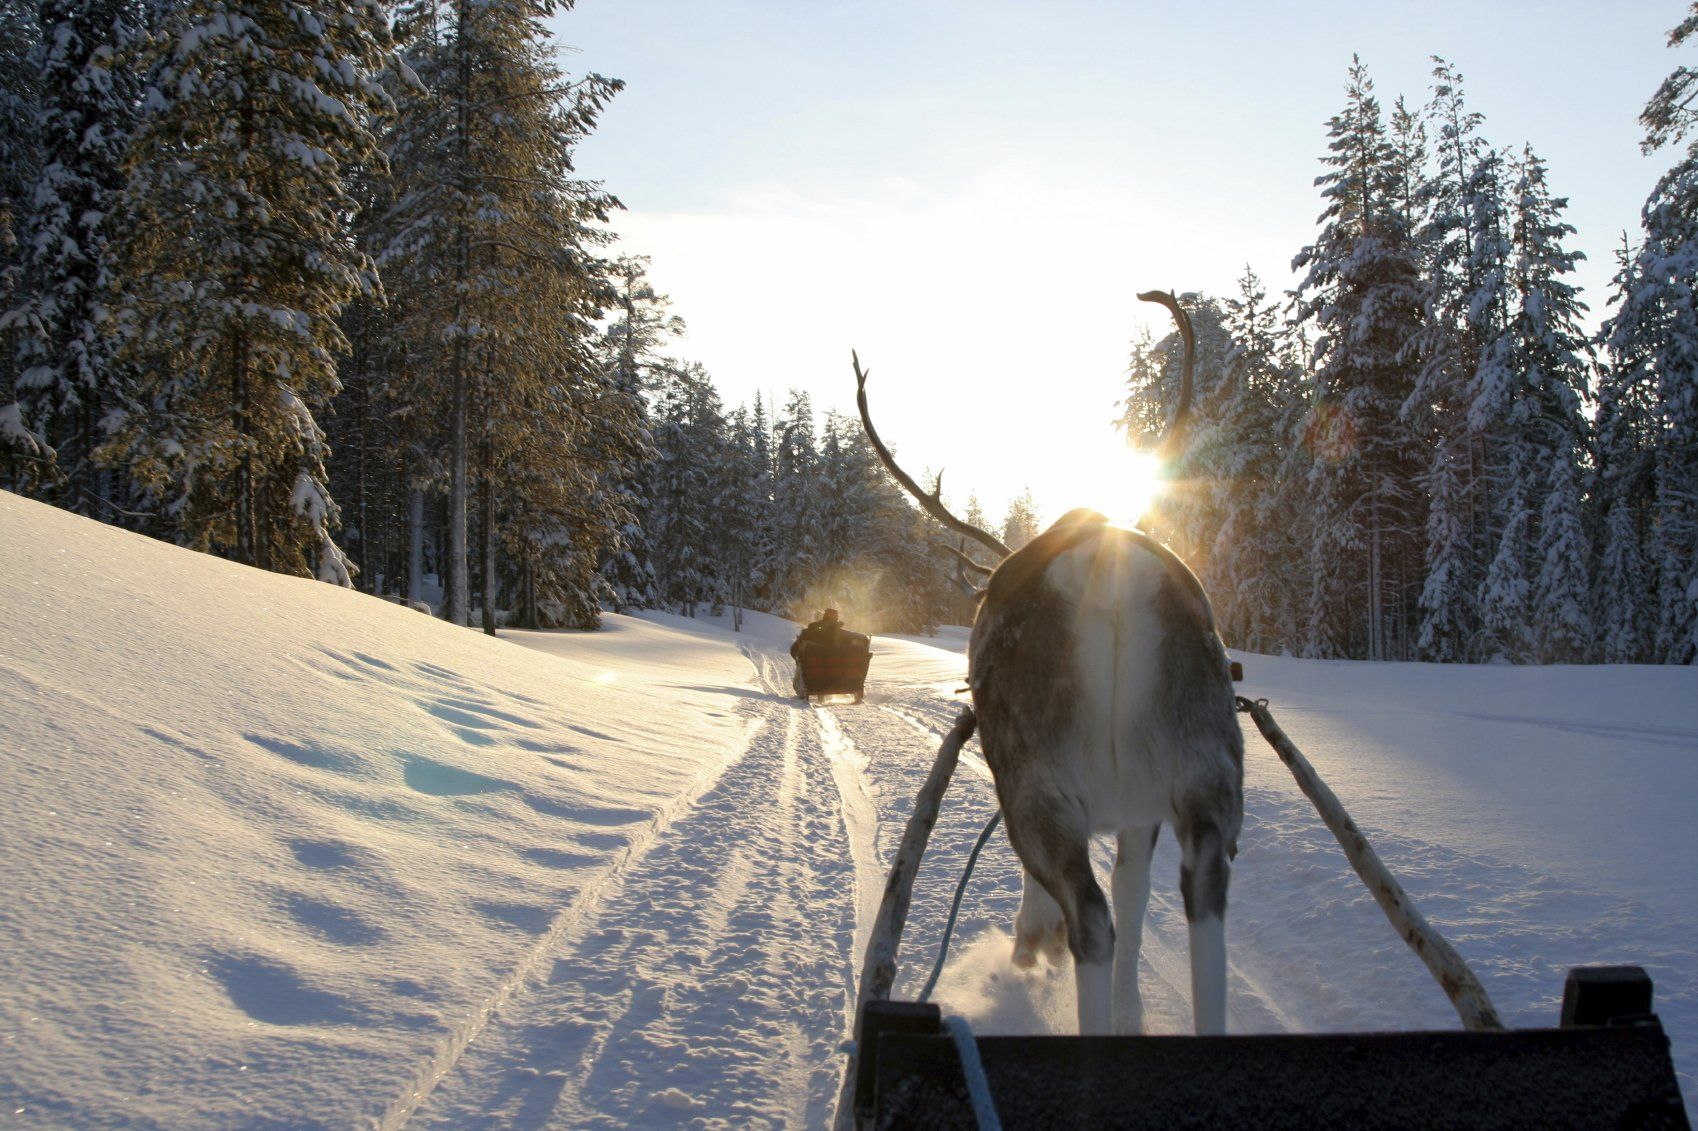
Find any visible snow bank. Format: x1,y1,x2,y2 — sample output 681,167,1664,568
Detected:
0,490,755,1128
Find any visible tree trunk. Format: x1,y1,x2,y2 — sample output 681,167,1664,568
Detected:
448,345,468,625
407,484,426,606
480,433,496,636
445,4,472,627
233,321,255,568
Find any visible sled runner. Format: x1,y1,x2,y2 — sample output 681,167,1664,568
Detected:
794,635,872,703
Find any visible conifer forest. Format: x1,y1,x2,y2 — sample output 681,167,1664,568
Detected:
2,1,1695,664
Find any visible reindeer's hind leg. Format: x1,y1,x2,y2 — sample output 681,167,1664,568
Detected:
1011,867,1067,968
1007,801,1114,1035
1111,823,1159,1034
1176,814,1231,1035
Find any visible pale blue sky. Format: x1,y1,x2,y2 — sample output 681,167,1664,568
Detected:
553,1,1684,522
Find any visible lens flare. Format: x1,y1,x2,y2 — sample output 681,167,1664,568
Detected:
1046,447,1168,528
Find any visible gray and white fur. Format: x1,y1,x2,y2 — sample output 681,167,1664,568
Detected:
969,507,1242,1035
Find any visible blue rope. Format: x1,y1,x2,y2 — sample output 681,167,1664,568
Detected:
917,809,1003,1004
942,1015,1003,1130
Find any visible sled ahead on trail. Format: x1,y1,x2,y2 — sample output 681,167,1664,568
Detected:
793,634,872,704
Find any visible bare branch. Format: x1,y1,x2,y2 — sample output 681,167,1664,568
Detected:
1136,289,1196,462
853,350,1010,560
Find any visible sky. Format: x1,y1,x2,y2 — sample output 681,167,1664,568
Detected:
551,1,1687,523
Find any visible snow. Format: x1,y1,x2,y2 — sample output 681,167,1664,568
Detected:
1,488,1694,1126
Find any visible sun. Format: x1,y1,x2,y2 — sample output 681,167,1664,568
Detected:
1039,445,1169,529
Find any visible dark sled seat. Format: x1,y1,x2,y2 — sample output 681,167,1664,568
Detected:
857,967,1690,1130
797,636,872,699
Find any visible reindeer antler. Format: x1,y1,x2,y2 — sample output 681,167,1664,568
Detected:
1135,290,1195,462
854,350,1012,559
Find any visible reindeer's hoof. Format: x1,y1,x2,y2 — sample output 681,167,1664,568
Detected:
1012,922,1067,968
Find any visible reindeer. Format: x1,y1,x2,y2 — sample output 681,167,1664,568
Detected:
854,291,1242,1037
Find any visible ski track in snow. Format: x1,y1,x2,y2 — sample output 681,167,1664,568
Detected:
408,640,886,1129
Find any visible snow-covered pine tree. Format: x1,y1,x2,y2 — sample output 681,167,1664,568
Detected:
1593,234,1657,662
647,362,728,617
106,0,396,585
715,404,768,630
1506,145,1594,662
3,0,144,518
745,390,776,608
1603,2,1698,664
1533,432,1591,662
1406,58,1505,660
597,255,679,611
1291,57,1426,659
769,389,820,614
814,411,866,573
1000,487,1040,552
1210,268,1305,652
1477,449,1532,661
381,0,621,627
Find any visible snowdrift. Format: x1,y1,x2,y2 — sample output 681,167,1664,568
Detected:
0,490,755,1127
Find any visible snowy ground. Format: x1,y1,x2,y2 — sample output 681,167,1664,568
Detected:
1,489,1694,1127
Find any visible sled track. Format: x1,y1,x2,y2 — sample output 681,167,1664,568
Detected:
741,641,884,1030
377,714,765,1129
397,639,887,1127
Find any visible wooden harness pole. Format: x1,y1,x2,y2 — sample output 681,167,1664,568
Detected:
833,707,978,1130
1237,696,1504,1031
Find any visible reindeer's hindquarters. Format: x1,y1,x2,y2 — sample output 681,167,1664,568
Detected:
971,524,1242,1035
1041,532,1244,836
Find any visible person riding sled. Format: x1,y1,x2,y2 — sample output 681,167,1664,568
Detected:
790,609,870,701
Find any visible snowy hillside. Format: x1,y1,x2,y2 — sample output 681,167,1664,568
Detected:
1,489,1694,1127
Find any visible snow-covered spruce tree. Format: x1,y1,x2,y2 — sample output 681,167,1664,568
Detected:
106,0,397,584
322,72,420,598
1507,145,1594,662
646,362,728,617
0,3,48,488
3,0,145,518
381,0,620,627
499,341,646,632
1593,234,1658,662
1534,432,1592,662
596,255,678,612
1291,57,1426,659
1000,487,1040,552
1210,268,1305,653
1603,2,1698,664
715,404,769,629
812,411,864,581
1405,58,1508,660
743,390,777,609
768,389,821,614
1477,450,1532,661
